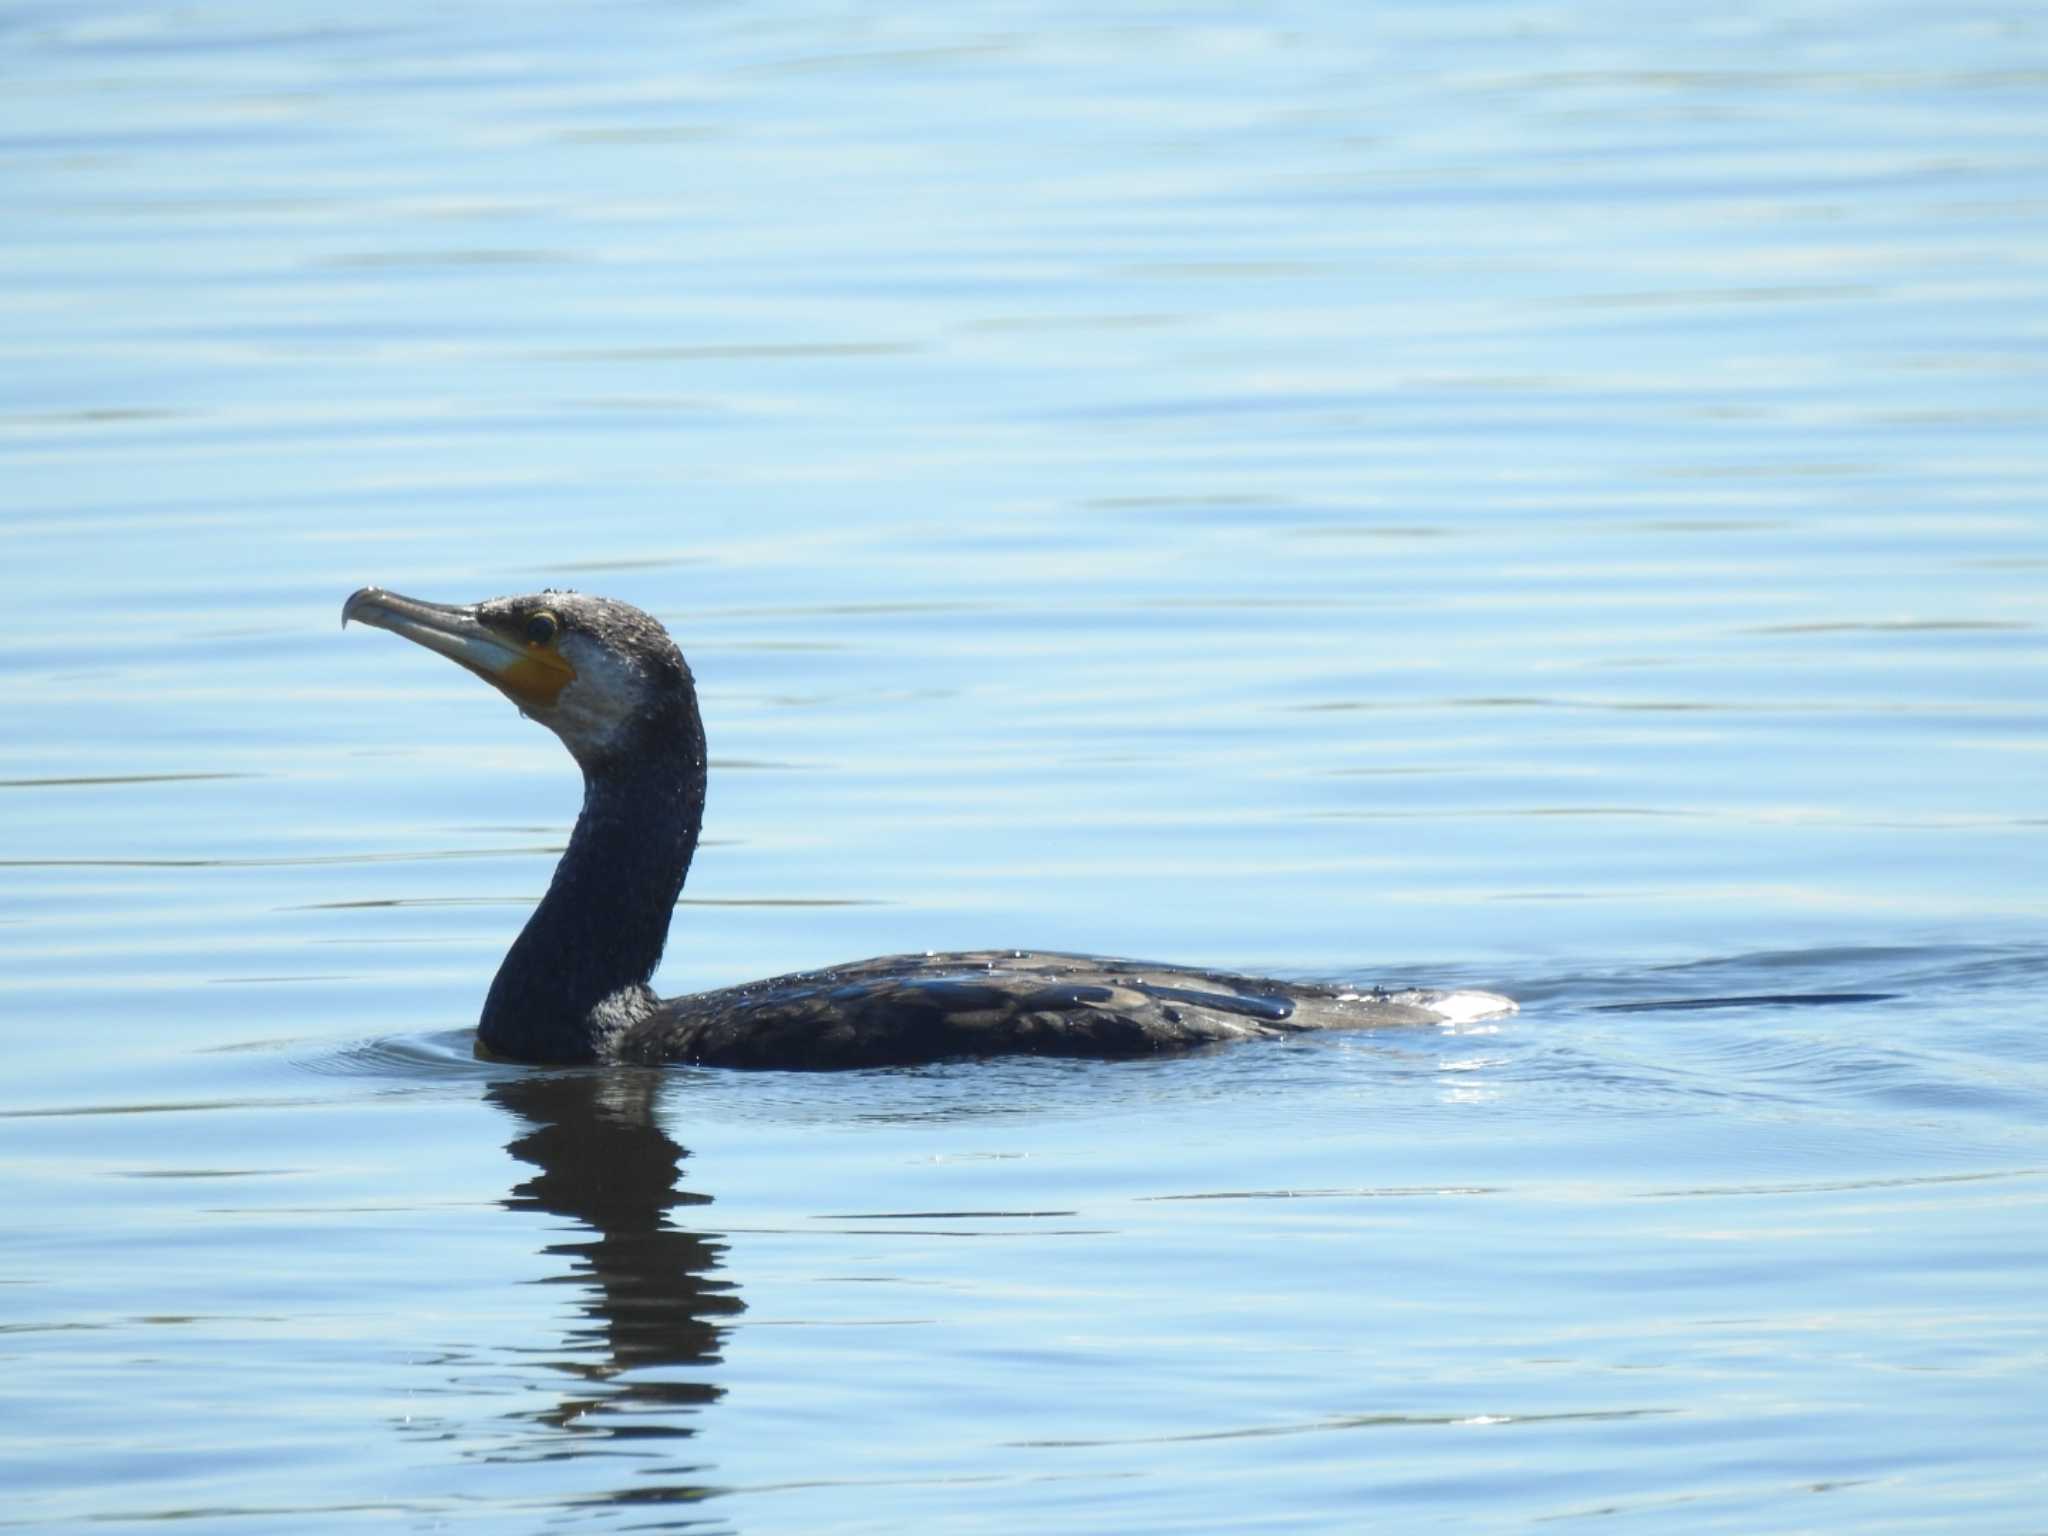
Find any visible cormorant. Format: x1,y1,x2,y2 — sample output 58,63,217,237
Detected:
343,587,1514,1068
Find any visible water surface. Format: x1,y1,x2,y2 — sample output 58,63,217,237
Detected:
5,2,2047,1531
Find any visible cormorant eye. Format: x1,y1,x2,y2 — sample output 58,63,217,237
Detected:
525,611,560,647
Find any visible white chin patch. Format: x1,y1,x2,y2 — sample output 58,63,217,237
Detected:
544,632,644,759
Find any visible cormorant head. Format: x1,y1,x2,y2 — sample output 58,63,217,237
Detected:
344,587,692,769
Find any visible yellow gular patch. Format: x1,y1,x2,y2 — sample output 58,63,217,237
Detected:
493,648,577,709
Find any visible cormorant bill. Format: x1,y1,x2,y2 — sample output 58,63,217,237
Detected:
343,587,1514,1068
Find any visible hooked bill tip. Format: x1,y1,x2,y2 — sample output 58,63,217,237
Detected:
341,586,385,630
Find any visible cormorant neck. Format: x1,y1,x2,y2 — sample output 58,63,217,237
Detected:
479,697,706,1062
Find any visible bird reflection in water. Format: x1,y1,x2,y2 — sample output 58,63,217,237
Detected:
487,1068,743,1445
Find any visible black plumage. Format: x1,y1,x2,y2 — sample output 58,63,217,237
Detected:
343,587,1511,1068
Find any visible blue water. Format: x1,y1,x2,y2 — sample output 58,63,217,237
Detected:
5,2,2047,1530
